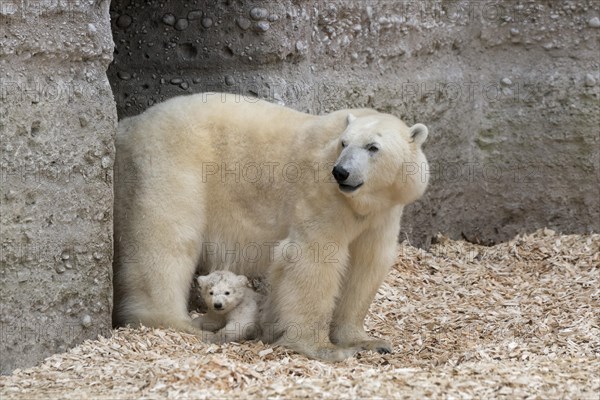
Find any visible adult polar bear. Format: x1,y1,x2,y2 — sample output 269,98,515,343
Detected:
113,92,429,361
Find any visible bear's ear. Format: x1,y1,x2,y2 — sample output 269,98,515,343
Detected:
236,275,249,287
409,123,428,146
196,275,209,288
347,113,357,125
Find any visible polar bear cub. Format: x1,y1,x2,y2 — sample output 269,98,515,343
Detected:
192,271,261,343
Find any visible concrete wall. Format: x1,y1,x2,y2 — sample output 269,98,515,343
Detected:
108,0,599,247
0,1,116,373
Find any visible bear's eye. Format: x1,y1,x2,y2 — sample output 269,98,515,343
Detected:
367,144,379,153
209,291,213,295
225,291,230,295
341,141,347,148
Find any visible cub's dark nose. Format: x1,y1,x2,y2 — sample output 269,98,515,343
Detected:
332,165,349,183
214,302,222,310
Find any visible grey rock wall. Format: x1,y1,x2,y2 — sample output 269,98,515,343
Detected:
0,0,116,373
107,0,599,247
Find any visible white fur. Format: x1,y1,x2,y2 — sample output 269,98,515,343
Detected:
113,93,430,361
192,271,261,343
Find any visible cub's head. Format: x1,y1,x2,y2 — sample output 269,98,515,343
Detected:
332,112,429,208
196,271,248,314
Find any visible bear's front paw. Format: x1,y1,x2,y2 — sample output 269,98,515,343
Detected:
199,330,217,343
356,338,393,354
276,338,358,362
210,330,244,344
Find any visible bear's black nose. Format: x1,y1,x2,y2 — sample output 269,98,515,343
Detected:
332,165,349,183
214,302,222,310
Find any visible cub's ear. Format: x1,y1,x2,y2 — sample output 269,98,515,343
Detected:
196,275,209,288
236,275,249,287
409,123,428,146
347,113,357,125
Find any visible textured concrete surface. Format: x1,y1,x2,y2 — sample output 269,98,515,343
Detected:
0,1,116,373
107,0,599,247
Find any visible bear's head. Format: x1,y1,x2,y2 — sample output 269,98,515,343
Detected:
332,113,429,213
196,271,248,314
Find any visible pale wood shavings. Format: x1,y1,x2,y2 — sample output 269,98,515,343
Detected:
1,229,598,399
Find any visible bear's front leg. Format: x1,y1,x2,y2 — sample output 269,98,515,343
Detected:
262,239,356,362
211,306,259,344
330,214,402,354
191,313,225,333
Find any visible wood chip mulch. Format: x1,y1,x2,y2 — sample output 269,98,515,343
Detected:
1,229,598,399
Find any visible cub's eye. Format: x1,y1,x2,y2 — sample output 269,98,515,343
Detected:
225,291,230,296
367,144,379,153
341,141,347,148
209,291,213,295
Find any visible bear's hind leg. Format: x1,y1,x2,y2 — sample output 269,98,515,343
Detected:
113,186,210,338
115,247,210,337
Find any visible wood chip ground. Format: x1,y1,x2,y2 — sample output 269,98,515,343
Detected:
1,229,598,399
